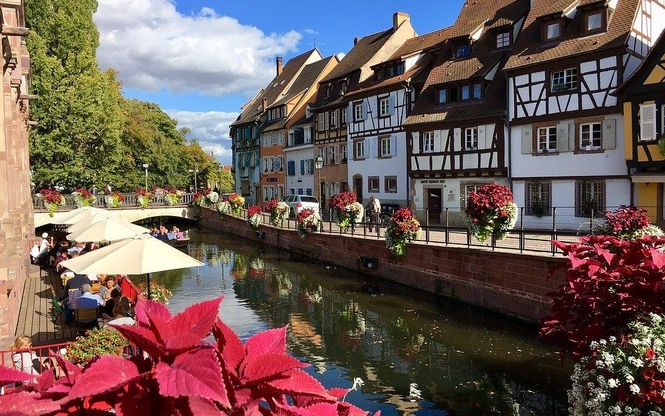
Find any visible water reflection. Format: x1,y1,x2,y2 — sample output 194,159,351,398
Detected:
153,230,570,415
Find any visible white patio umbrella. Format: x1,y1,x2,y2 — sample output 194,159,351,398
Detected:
66,213,119,234
51,206,115,226
59,233,203,299
67,217,150,243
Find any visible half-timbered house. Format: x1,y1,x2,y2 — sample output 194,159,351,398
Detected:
308,12,416,208
230,51,322,205
261,55,338,202
615,30,665,224
504,0,665,229
404,0,530,225
344,27,449,208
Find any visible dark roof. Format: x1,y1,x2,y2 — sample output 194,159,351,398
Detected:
403,0,529,126
230,49,320,127
504,0,640,71
387,26,452,61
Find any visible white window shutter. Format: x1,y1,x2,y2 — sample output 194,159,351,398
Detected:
388,95,395,115
602,118,616,149
433,130,441,152
370,137,378,158
478,125,486,149
390,136,396,156
412,132,420,154
363,101,369,120
556,122,569,152
640,103,657,141
347,105,353,123
521,126,532,154
453,128,462,150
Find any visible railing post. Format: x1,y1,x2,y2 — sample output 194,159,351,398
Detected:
425,208,430,243
519,206,524,253
552,207,557,256
445,208,449,246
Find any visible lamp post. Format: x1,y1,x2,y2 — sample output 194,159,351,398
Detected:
188,163,199,192
142,163,149,192
314,155,324,208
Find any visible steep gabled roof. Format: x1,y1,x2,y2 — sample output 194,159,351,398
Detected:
615,29,665,96
321,30,396,83
230,49,321,127
404,0,530,126
504,0,640,71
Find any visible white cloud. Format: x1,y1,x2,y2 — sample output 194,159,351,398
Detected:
94,0,302,97
165,109,239,165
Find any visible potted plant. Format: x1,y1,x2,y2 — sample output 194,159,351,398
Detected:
228,193,245,217
163,186,181,206
385,208,420,256
65,326,130,367
134,188,153,209
328,191,363,230
104,191,124,208
296,208,321,239
247,205,263,231
72,188,96,208
465,183,518,243
592,205,663,239
265,199,289,227
38,188,66,217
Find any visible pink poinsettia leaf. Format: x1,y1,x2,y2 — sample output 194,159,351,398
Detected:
34,367,56,392
0,364,34,384
0,391,64,415
273,400,339,416
241,353,307,384
169,297,223,339
68,356,140,399
155,348,231,408
212,317,245,377
111,325,165,358
186,396,224,414
245,325,288,359
266,368,336,400
338,401,377,416
135,298,172,328
650,248,665,269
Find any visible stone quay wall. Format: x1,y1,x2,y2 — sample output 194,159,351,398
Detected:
200,209,568,324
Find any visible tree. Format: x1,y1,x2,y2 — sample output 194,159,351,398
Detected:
26,0,124,191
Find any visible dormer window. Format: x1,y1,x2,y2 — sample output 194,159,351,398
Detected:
583,8,606,35
374,62,405,81
455,44,470,59
437,88,447,104
542,19,563,42
324,85,331,99
340,82,347,95
495,31,511,49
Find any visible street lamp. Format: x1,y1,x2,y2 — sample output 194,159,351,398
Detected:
188,163,199,192
314,155,324,201
142,163,149,192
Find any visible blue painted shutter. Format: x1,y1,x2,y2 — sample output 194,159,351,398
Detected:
287,160,295,176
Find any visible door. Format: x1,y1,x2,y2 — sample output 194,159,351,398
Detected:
427,188,442,224
354,176,363,202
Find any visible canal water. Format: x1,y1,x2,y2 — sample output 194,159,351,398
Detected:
152,228,572,415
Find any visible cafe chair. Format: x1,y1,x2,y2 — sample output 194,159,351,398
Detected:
75,297,100,335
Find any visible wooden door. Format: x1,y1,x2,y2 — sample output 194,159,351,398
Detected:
427,189,442,224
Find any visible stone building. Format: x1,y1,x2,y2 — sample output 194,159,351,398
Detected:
0,0,34,338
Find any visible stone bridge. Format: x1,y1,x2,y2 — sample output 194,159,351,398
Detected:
33,192,200,228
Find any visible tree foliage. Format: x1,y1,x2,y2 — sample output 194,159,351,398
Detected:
25,0,232,193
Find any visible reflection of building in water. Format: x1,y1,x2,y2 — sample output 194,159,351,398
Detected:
289,314,322,347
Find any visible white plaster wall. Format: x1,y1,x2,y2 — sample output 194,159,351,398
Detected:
284,146,315,195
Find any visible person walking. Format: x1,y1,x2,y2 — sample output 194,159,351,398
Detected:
368,196,381,232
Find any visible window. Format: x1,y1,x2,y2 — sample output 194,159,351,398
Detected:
423,131,434,153
537,126,557,153
583,9,606,34
640,103,657,141
330,110,338,128
304,127,312,144
580,122,602,150
385,176,397,193
328,145,336,165
341,107,347,125
379,97,390,117
461,85,470,100
353,102,363,121
473,83,482,99
551,68,577,92
496,31,510,49
544,21,561,41
465,127,478,150
437,89,447,104
339,144,347,163
317,113,326,131
379,136,392,157
354,140,366,159
368,176,379,192
575,180,606,217
455,44,470,58
525,181,552,217
461,183,486,209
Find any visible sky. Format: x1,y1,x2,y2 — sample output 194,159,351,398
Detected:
93,0,467,165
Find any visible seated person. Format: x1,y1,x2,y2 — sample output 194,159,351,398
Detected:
98,276,120,302
9,335,42,375
77,283,103,308
53,251,70,273
67,241,86,255
106,303,135,327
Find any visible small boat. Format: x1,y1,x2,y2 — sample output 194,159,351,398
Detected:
165,238,190,248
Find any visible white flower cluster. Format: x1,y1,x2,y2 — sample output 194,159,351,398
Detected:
217,201,232,216
269,202,289,226
297,211,322,239
568,314,665,415
248,213,262,230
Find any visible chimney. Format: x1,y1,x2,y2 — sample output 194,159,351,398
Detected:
393,12,410,29
276,56,283,76
354,37,360,45
262,97,268,111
